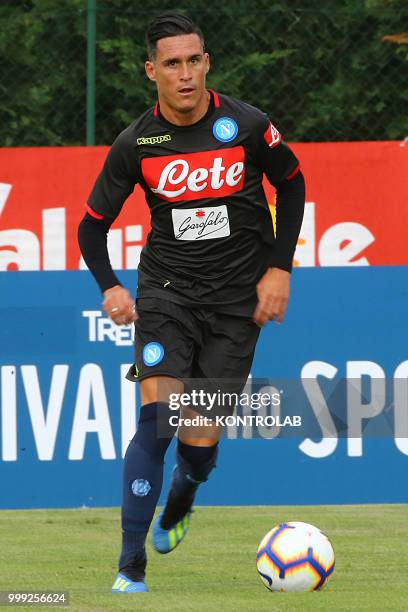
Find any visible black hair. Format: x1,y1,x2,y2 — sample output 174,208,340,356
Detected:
146,12,205,59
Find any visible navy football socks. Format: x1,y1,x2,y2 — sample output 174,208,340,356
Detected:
119,402,177,577
160,440,218,529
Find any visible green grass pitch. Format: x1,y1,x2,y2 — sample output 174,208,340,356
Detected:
1,505,408,611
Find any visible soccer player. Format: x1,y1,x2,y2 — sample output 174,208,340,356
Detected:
78,12,305,593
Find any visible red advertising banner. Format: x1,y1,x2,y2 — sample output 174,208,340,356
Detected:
0,141,407,271
288,141,408,267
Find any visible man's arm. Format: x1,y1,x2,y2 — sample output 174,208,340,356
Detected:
253,118,305,326
78,131,139,325
78,213,136,325
253,170,305,326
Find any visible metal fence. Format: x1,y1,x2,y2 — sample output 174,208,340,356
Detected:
1,0,407,146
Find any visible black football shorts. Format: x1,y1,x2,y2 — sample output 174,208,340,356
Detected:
126,297,260,414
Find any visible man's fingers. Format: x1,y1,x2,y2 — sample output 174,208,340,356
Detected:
103,298,137,325
112,310,137,325
254,268,291,325
253,298,287,325
114,306,137,324
253,303,269,327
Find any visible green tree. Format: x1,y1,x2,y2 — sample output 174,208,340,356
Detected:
0,0,407,145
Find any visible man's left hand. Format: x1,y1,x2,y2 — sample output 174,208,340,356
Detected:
253,267,291,326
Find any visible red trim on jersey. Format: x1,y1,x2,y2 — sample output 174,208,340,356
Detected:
154,91,219,116
209,89,220,107
85,203,104,220
264,122,282,149
286,164,300,181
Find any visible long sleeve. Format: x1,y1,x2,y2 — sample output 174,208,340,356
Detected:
270,170,305,271
78,212,121,292
79,126,140,291
254,116,305,271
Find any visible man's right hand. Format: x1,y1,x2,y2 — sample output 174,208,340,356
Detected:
102,285,137,325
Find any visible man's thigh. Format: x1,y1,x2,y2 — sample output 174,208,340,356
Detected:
126,299,259,422
126,297,198,385
190,312,260,417
196,312,260,381
128,298,223,443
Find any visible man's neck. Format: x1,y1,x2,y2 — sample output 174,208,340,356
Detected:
158,90,211,126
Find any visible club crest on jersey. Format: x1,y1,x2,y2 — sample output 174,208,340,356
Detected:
213,117,239,143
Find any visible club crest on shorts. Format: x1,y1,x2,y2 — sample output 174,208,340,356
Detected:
142,342,164,366
131,479,151,497
213,117,239,142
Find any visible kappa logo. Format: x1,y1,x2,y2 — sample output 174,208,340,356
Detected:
141,147,245,202
137,134,172,145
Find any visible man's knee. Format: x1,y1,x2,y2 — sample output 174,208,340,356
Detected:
140,376,183,405
129,402,178,462
176,440,218,484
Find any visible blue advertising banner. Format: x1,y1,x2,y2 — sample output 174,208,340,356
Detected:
0,267,407,508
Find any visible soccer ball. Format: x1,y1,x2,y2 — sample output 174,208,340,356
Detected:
256,521,335,592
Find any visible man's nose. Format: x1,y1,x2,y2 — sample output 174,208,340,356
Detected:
180,62,192,80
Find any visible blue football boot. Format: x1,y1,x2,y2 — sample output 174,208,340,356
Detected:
111,572,148,593
152,510,192,554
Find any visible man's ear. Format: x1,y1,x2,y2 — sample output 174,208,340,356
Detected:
204,52,210,74
145,60,156,82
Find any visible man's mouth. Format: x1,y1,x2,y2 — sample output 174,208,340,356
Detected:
178,87,195,95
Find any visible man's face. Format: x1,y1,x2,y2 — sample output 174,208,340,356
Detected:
145,33,210,115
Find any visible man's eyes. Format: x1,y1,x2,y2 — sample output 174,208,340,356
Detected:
166,57,201,67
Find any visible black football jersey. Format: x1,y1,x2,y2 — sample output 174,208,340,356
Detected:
88,90,301,315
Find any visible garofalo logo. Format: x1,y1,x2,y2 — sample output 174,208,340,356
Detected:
137,134,172,145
